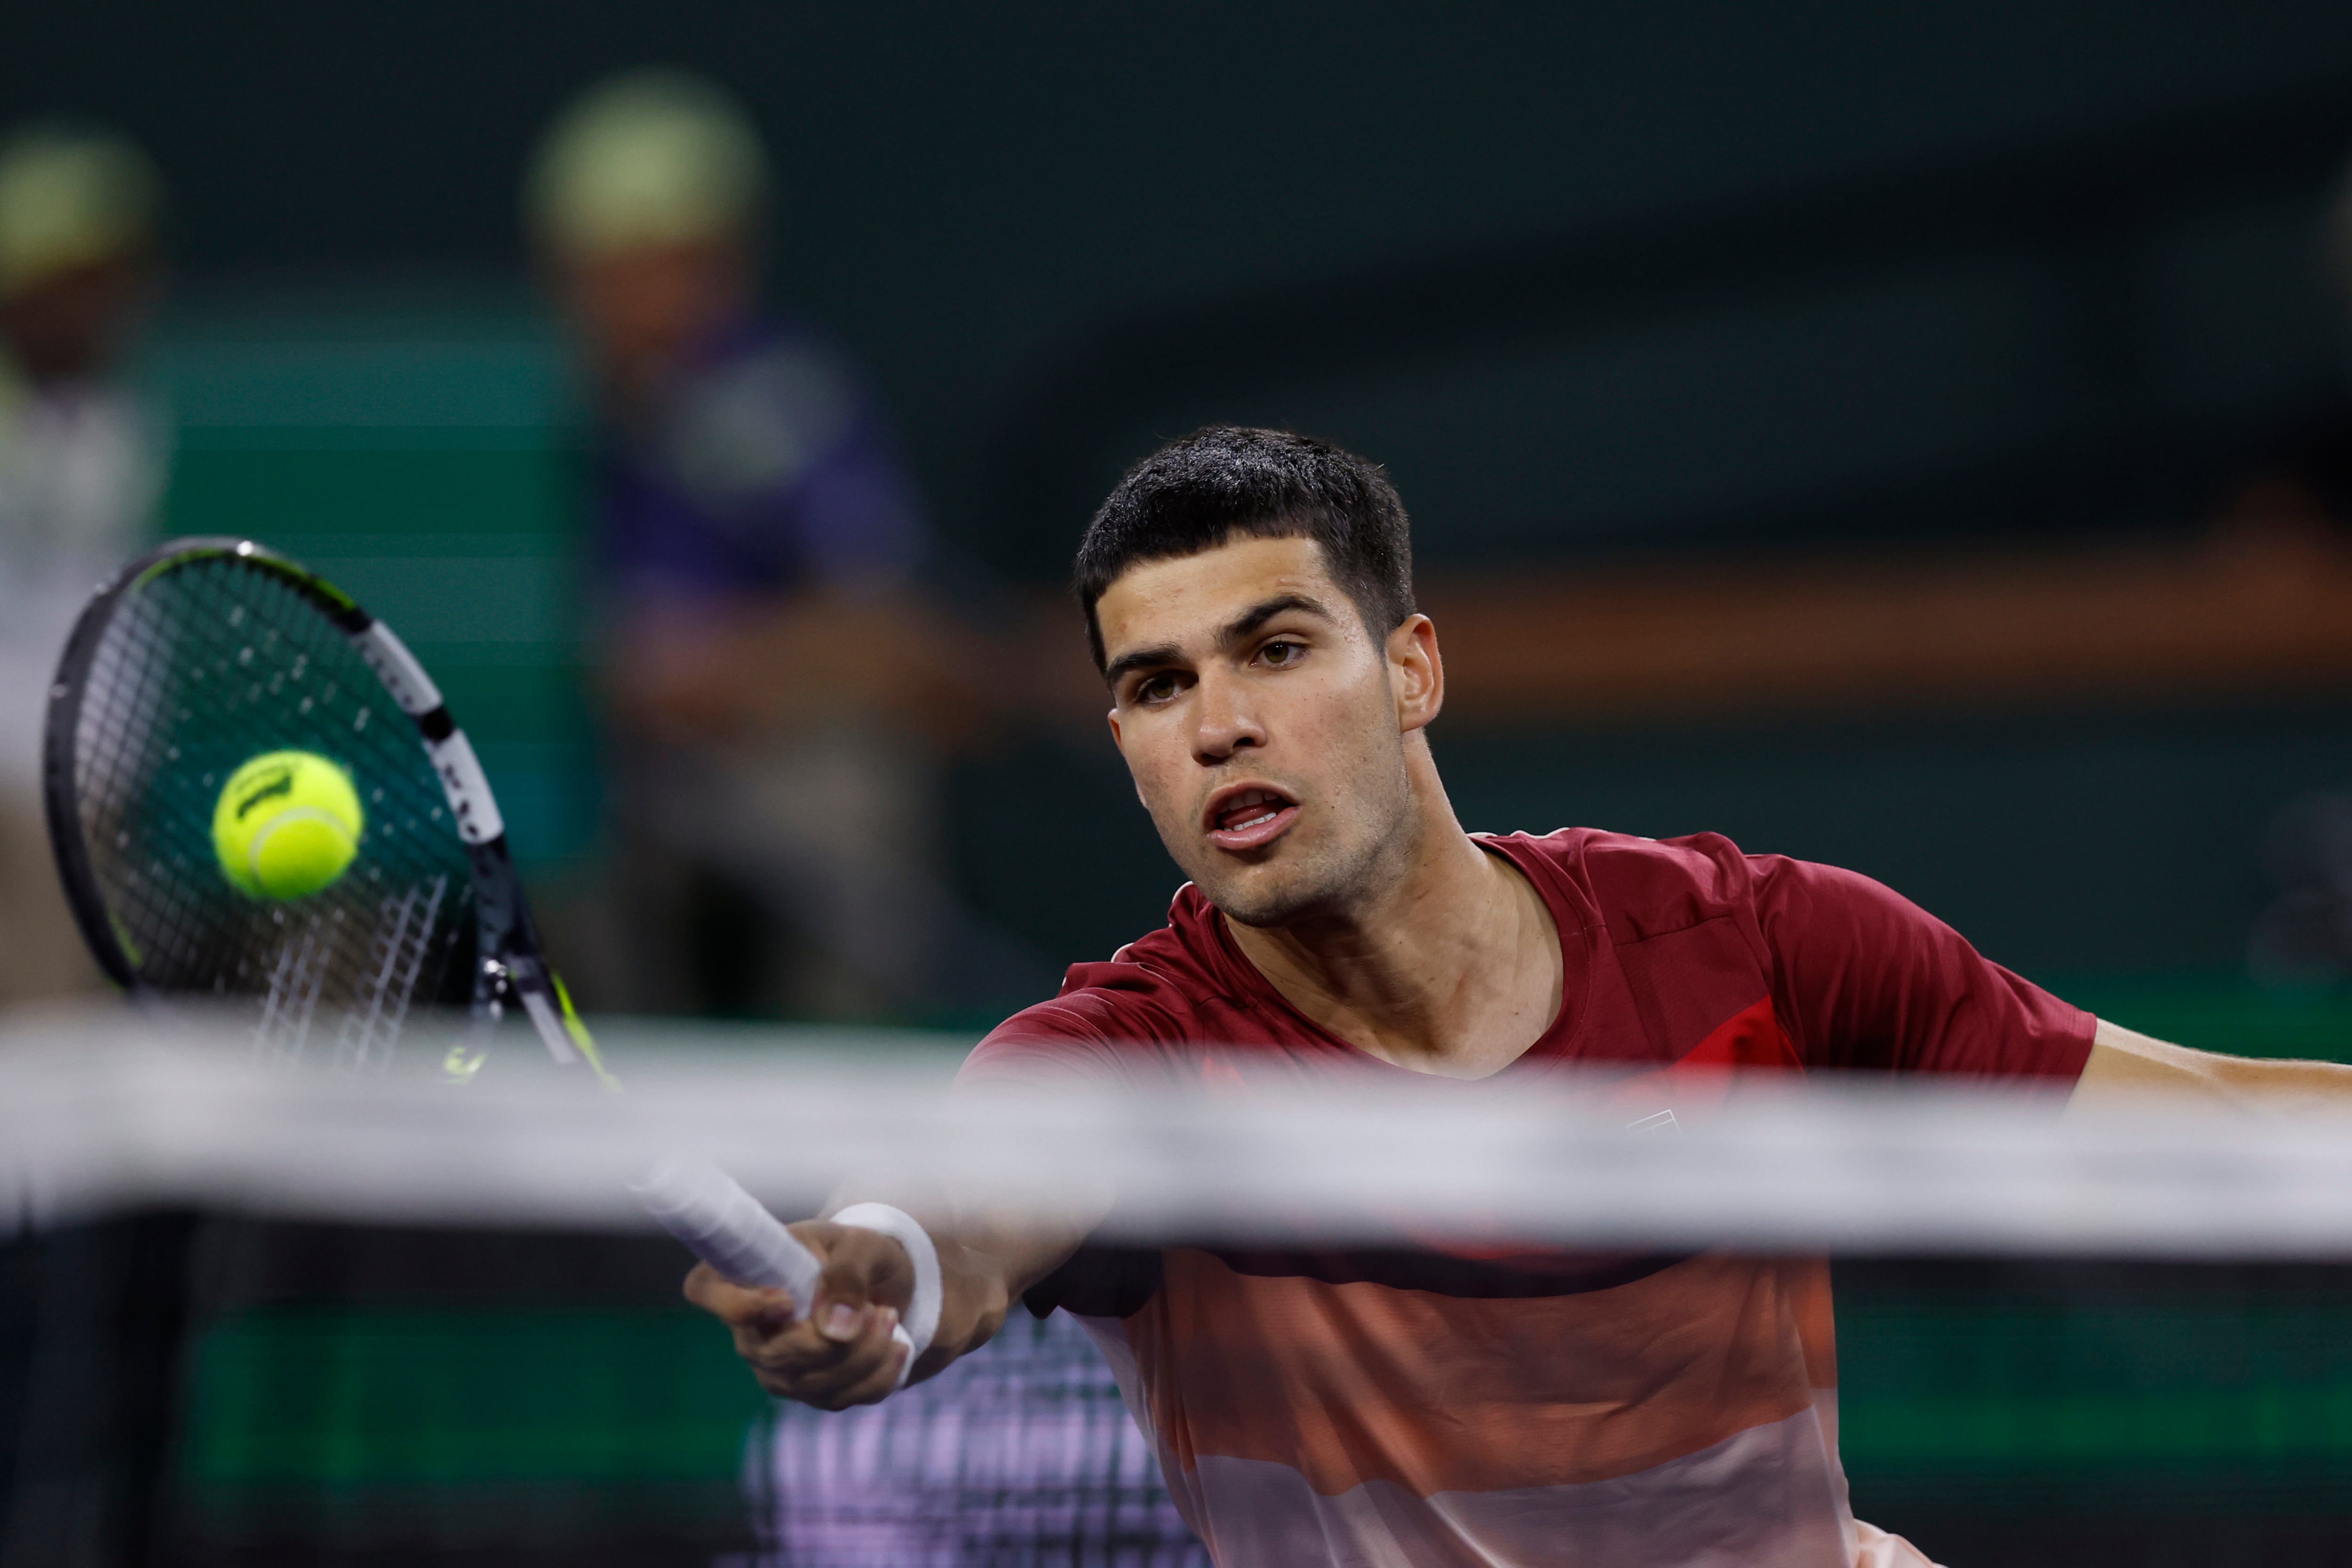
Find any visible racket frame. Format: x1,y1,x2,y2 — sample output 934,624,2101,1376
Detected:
43,536,595,1070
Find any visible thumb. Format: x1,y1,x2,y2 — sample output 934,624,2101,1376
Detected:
816,1267,875,1342
794,1221,901,1343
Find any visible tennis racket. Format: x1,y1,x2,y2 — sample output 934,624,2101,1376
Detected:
44,536,593,1073
44,536,923,1359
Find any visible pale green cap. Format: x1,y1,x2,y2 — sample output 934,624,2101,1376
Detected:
527,70,769,256
0,122,160,299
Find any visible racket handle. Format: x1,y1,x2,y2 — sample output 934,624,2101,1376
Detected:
633,1156,926,1389
633,1156,824,1312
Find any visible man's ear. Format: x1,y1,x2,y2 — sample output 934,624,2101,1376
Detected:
1387,614,1444,734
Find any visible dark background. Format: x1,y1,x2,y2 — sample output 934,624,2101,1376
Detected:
10,1,2352,561
15,8,2352,1563
15,0,2352,981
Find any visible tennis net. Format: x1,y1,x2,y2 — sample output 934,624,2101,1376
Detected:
8,1005,2352,1567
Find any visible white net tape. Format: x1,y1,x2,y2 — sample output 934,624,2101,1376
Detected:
4,1005,2351,1258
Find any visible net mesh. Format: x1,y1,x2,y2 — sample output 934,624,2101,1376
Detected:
747,1310,1205,1567
59,553,477,1066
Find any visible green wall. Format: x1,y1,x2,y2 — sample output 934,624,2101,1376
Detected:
143,302,601,869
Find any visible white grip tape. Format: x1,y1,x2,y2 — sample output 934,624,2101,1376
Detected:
350,621,444,716
633,1156,824,1304
424,731,505,844
632,1160,928,1388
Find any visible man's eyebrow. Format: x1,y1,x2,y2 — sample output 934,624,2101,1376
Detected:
1217,593,1336,650
1223,597,1336,653
1101,594,1338,690
1102,643,1183,688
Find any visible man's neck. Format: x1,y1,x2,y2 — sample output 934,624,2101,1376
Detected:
1221,762,1564,1080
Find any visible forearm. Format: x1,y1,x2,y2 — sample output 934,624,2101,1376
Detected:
2072,1018,2352,1112
909,1219,1087,1379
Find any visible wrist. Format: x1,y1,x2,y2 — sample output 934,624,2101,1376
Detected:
829,1202,942,1387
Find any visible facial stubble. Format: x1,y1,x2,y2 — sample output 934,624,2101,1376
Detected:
1162,719,1422,931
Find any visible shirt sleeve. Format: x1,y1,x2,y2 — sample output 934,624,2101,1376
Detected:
1748,853,2095,1082
956,991,1150,1095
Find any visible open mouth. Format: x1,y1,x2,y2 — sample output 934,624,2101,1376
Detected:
1203,785,1300,851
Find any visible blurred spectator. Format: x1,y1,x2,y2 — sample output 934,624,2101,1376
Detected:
528,72,1033,1021
0,122,165,1010
527,77,1182,1565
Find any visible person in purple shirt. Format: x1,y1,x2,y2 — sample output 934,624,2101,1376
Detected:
596,313,928,606
527,70,1033,1022
525,75,1198,1564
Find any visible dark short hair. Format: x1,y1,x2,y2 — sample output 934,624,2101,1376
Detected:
1073,426,1416,672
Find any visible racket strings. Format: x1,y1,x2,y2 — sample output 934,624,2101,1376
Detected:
65,555,479,1064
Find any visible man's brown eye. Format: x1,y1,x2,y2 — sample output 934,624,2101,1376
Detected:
1264,642,1300,665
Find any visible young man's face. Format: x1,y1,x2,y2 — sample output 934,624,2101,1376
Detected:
1096,534,1435,927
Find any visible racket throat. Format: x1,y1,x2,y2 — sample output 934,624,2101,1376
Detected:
475,953,576,1065
471,949,612,1085
516,977,578,1067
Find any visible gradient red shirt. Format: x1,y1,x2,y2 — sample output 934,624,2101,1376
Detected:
961,829,2094,1568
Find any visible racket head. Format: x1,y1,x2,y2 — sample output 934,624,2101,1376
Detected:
43,538,481,1065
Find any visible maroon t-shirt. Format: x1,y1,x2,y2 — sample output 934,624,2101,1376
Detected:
965,827,2093,1087
956,830,2094,1566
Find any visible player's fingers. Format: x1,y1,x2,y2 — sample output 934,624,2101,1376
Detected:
682,1263,798,1330
727,1309,816,1369
754,1306,906,1409
682,1224,913,1406
746,1298,893,1386
800,1223,913,1339
815,1313,913,1409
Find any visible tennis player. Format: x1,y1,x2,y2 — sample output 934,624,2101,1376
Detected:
690,426,2352,1567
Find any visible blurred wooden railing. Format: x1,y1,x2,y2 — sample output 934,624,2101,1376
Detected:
1418,521,2352,726
1017,522,2352,733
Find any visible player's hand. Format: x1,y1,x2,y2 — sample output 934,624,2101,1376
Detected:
683,1220,916,1410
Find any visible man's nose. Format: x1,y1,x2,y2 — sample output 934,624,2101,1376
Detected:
1191,669,1265,764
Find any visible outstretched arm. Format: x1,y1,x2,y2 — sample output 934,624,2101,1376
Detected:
2073,1018,2352,1112
692,1019,1138,1408
683,1202,1092,1410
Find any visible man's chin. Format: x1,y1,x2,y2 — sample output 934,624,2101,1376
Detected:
1195,863,1339,930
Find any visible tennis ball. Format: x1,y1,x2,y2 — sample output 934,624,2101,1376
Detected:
212,750,364,900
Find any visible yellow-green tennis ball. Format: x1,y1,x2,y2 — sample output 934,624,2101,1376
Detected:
212,750,364,900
